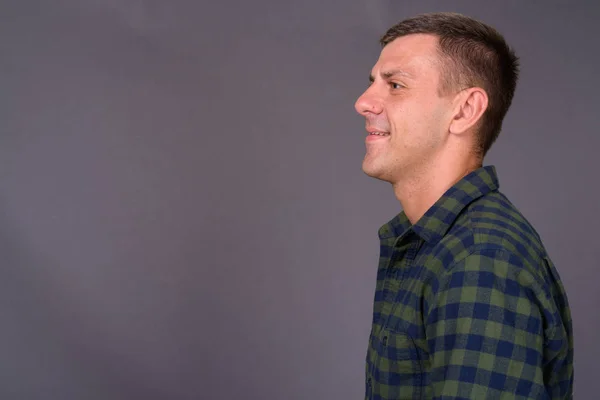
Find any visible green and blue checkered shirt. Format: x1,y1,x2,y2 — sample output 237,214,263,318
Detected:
366,165,573,399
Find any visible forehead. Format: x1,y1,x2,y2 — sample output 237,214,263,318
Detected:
372,34,441,77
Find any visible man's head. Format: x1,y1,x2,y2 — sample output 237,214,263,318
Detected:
355,12,519,183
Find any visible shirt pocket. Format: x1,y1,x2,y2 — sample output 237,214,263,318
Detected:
372,329,423,399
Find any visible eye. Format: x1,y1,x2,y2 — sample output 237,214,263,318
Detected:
390,82,404,89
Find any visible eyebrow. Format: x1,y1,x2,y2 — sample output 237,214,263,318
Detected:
369,69,414,82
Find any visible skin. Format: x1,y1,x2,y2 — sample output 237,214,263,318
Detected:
354,33,489,224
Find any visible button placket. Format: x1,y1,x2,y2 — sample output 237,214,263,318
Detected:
381,236,420,332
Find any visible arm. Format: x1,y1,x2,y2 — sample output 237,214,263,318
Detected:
425,248,561,399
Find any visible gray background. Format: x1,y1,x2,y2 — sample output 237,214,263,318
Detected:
0,0,598,399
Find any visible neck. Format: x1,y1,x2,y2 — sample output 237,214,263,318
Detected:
392,155,482,225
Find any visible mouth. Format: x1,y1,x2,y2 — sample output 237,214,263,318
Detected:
366,131,390,142
368,131,390,137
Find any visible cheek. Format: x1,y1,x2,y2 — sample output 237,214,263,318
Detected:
387,99,446,151
414,98,447,130
388,103,427,141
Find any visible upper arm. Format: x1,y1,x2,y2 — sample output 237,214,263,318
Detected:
424,249,548,399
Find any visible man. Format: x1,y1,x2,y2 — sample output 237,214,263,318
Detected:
355,12,573,399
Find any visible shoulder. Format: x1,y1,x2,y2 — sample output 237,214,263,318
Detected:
439,190,550,273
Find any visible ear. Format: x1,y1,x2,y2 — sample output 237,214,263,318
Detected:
449,87,488,135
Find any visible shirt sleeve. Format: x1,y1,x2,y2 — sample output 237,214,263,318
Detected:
424,248,567,399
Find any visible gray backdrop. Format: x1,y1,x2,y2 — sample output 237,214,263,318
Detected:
1,0,598,399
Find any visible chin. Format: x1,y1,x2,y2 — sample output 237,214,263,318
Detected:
363,157,402,183
362,163,391,182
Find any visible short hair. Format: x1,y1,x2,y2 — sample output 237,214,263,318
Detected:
380,12,519,157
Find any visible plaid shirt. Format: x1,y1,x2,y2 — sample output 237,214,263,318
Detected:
365,166,573,399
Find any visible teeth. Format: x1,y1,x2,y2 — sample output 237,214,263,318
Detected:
370,132,389,136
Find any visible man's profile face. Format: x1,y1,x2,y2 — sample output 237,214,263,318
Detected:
355,34,455,184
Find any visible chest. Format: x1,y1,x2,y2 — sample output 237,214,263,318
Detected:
371,239,438,350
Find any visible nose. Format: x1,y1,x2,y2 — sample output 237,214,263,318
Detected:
354,85,383,116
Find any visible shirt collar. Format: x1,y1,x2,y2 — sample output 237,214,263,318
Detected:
378,165,500,244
